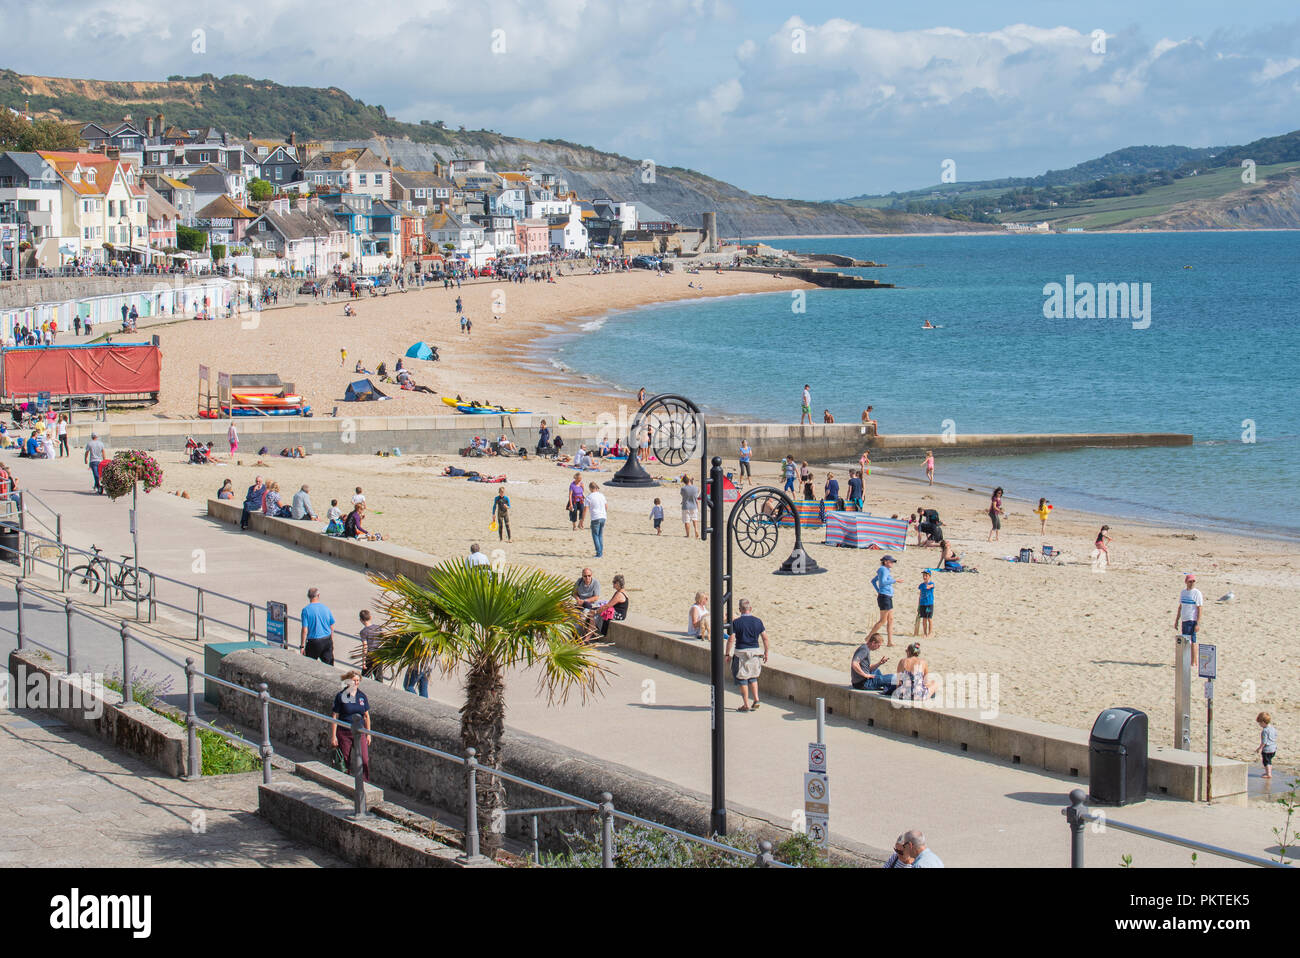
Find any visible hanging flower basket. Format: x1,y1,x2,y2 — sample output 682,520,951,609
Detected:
101,450,164,501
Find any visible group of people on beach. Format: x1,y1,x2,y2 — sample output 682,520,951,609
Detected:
230,477,384,542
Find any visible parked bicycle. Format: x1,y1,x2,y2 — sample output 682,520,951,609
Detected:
69,544,151,601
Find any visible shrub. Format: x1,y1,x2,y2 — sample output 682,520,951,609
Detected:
542,823,831,868
103,667,174,708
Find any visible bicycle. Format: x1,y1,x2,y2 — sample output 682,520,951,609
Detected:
70,544,151,601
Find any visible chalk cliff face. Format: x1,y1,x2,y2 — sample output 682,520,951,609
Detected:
1124,175,1300,230
332,137,995,237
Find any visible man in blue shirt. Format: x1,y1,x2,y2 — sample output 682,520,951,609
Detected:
884,830,944,868
300,587,336,665
847,470,864,511
868,555,898,647
824,472,840,503
725,598,769,712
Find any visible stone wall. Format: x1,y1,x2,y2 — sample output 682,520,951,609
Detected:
218,646,883,862
67,414,1192,468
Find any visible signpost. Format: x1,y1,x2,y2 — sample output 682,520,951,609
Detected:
266,600,287,647
1174,633,1193,750
804,697,830,849
1199,643,1217,801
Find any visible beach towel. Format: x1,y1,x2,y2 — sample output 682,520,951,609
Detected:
825,512,909,551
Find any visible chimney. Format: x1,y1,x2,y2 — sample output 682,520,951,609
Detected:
157,113,164,134
295,195,309,212
288,131,296,148
145,116,154,138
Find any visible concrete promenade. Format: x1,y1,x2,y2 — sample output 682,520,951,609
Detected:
0,708,340,867
2,455,1291,869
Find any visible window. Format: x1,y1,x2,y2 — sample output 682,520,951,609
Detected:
274,167,283,181
83,227,90,240
199,153,210,163
258,221,267,232
265,239,276,250
85,168,95,183
358,174,367,186
374,174,383,186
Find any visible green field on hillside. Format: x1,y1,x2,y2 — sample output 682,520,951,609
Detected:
998,162,1300,229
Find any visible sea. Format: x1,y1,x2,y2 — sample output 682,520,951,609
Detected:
542,232,1300,537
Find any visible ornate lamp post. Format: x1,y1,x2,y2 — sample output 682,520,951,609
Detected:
607,394,822,835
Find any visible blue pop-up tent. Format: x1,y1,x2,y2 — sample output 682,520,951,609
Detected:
405,341,437,360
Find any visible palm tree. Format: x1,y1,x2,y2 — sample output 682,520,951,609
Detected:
368,561,610,857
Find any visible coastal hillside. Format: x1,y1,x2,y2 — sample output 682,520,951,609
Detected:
842,130,1300,230
0,69,993,238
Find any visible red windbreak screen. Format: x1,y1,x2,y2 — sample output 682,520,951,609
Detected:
2,346,161,397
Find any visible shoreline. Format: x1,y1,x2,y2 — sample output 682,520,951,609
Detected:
751,227,1300,239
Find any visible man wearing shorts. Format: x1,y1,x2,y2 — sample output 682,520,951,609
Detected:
868,555,898,647
726,598,769,712
299,587,336,665
680,475,701,538
1174,573,1204,660
782,455,797,493
800,384,812,425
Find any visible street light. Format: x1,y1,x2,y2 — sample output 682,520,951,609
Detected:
609,394,822,836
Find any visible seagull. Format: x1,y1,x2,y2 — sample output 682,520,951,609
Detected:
1217,592,1234,603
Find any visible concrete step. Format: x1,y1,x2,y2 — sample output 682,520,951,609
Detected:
296,760,385,806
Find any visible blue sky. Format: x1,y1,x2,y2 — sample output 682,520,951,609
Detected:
3,1,1298,199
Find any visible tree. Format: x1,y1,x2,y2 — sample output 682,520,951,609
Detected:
369,562,609,857
20,120,82,152
247,178,274,202
176,225,207,252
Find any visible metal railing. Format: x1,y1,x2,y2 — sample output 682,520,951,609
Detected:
1,523,369,653
7,573,790,868
1062,788,1291,868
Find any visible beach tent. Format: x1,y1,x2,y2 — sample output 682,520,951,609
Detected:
705,475,740,503
405,341,436,360
825,512,909,551
344,379,389,402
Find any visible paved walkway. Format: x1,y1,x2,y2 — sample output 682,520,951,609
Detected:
0,708,340,867
4,455,1295,868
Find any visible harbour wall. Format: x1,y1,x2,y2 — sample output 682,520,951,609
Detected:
63,416,1192,466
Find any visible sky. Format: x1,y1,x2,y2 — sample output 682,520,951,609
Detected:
3,0,1298,199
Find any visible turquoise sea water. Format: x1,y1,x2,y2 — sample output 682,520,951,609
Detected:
544,232,1300,536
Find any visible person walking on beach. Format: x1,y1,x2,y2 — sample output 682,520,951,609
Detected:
800,460,815,501
1033,498,1052,535
491,487,512,542
228,422,239,456
56,415,68,457
680,475,701,538
1175,573,1203,658
1256,713,1278,779
924,450,934,485
847,469,864,512
637,387,646,406
987,487,1005,542
1094,525,1113,568
868,554,898,647
738,440,751,480
584,482,608,558
800,384,812,425
650,498,664,535
456,296,463,314
567,473,585,530
340,347,347,367
782,455,797,494
726,598,769,712
299,587,336,665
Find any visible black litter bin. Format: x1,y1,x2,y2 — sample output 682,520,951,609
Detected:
1089,707,1148,805
0,523,18,565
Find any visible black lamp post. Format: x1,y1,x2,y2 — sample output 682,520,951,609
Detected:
608,395,821,836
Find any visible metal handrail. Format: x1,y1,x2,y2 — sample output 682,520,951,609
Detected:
7,525,364,648
8,560,790,868
1063,789,1290,868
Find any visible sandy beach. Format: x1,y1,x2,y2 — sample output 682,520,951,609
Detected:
144,269,813,424
154,448,1300,767
110,263,1298,770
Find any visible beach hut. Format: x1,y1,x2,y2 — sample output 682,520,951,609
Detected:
405,341,438,361
344,379,389,402
825,512,909,551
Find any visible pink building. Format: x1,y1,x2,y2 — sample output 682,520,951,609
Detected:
515,218,550,256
